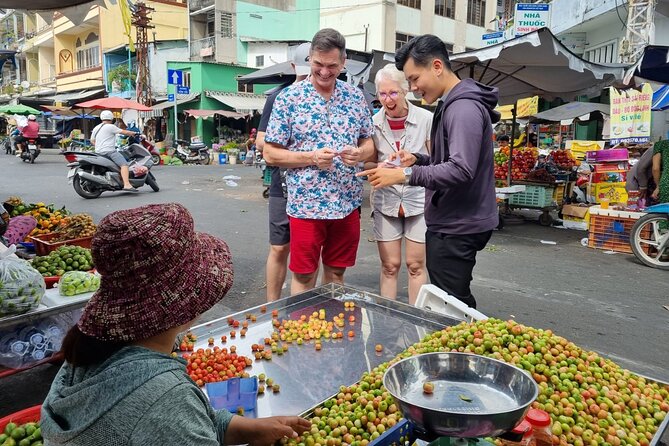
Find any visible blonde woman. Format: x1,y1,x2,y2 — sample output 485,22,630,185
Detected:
371,64,432,304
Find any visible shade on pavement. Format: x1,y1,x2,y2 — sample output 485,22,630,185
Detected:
448,28,628,105
75,97,152,112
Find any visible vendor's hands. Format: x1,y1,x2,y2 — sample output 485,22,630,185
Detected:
388,149,417,167
312,148,336,169
340,145,363,167
357,167,406,189
247,416,311,446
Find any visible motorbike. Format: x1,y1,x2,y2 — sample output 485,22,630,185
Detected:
19,138,40,164
140,138,162,166
173,139,211,165
630,203,669,270
63,142,159,199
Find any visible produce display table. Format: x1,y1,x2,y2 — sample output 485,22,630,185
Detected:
186,284,669,445
188,284,462,418
0,287,93,376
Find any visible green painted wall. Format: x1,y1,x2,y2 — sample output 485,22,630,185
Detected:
165,61,264,145
235,0,320,65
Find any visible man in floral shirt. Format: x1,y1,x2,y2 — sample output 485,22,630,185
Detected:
264,28,375,294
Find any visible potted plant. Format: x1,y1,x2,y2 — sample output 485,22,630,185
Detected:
107,65,135,92
227,148,239,164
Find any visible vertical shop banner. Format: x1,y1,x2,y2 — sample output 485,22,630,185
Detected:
609,84,653,145
514,4,551,36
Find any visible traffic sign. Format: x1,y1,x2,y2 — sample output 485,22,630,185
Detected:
168,69,183,85
177,86,190,95
168,93,175,102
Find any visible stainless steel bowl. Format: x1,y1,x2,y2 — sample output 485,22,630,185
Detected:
382,352,538,439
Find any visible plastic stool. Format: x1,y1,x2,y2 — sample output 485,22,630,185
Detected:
415,285,488,323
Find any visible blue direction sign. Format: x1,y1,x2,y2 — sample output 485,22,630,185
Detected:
177,86,190,95
168,93,175,102
167,69,183,85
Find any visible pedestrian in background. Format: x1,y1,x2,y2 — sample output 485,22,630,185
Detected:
256,42,311,301
370,64,432,305
263,28,375,294
359,34,500,309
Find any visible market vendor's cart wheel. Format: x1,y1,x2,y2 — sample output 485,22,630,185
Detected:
146,172,160,192
538,211,553,226
73,175,102,199
630,213,669,270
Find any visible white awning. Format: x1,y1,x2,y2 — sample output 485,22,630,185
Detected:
51,88,106,105
141,93,200,118
206,91,266,113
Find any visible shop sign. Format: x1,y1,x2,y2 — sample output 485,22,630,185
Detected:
482,31,504,46
514,3,551,37
609,84,652,145
516,96,539,118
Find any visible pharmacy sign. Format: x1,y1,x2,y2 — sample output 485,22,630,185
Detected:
514,4,551,37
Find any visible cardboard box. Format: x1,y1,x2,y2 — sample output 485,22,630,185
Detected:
561,204,592,230
587,182,628,204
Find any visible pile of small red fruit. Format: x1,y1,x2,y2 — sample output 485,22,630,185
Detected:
549,149,577,169
184,346,253,387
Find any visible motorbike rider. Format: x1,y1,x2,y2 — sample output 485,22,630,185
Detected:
91,110,141,192
15,114,41,157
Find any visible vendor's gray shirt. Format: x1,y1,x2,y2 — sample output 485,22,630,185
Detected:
91,123,123,155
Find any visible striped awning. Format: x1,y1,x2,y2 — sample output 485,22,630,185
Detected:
206,91,266,113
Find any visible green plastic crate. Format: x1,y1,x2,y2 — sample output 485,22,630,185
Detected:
509,185,555,208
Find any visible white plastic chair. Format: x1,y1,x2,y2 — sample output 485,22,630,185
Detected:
415,284,488,323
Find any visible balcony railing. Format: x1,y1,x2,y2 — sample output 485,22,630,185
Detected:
189,0,214,11
57,63,102,78
190,36,215,59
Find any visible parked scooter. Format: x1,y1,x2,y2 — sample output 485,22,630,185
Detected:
140,138,162,166
173,139,211,165
63,142,159,199
19,138,40,164
630,203,669,270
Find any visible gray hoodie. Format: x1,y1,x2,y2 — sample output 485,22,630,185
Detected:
41,346,233,446
410,78,501,235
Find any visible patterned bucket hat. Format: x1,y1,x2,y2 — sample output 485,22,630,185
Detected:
78,203,233,342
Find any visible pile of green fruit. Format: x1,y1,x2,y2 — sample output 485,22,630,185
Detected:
282,318,668,446
0,420,42,446
31,246,93,278
58,271,101,296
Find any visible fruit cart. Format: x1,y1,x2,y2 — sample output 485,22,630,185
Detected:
184,284,669,446
0,287,93,377
498,181,564,226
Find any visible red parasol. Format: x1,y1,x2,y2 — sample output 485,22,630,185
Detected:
75,97,152,112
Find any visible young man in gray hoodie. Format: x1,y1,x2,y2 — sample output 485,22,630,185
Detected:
360,35,500,309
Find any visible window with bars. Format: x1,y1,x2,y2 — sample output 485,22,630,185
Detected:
467,0,486,27
395,32,414,51
220,12,234,38
435,0,455,18
255,55,264,67
75,32,99,70
397,0,421,9
584,40,618,64
238,81,253,93
182,71,191,88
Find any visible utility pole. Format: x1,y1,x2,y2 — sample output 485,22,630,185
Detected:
132,2,154,106
620,0,656,64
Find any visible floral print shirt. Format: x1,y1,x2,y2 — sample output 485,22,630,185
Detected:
264,79,374,219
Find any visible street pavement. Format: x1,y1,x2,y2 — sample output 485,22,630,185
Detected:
1,152,668,416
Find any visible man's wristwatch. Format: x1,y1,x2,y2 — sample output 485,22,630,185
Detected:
403,167,412,185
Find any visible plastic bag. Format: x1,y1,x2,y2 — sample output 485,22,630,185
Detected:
58,270,101,296
0,246,46,317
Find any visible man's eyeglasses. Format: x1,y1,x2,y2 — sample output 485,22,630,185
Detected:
378,91,400,100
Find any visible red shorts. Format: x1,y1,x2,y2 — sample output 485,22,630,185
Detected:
289,209,361,274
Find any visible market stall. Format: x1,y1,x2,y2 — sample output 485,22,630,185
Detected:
0,199,99,377
182,284,669,445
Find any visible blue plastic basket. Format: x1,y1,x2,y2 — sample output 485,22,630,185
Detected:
368,419,414,446
206,377,258,412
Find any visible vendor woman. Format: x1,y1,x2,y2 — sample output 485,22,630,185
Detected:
40,203,310,445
